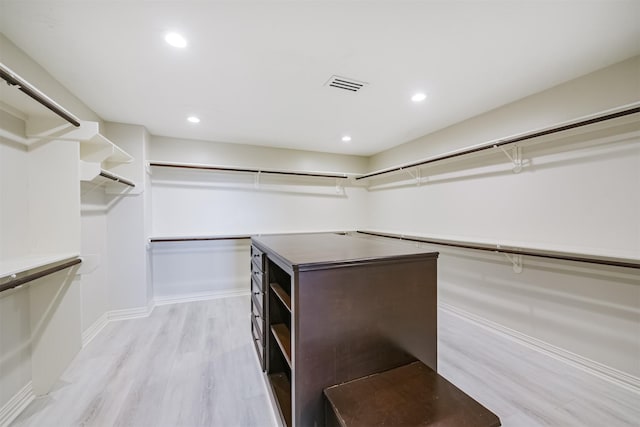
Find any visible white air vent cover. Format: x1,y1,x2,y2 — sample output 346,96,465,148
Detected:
324,75,368,93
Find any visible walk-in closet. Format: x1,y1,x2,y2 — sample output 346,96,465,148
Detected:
1,2,639,426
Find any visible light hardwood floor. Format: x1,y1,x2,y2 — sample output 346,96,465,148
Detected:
11,296,639,426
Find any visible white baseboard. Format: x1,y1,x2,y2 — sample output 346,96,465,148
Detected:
81,290,248,348
154,289,250,306
0,381,34,427
439,302,640,394
81,312,109,348
108,302,155,322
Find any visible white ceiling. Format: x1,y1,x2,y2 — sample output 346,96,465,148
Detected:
1,1,639,156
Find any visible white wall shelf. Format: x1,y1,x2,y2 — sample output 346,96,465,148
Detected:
357,103,640,183
80,161,135,188
0,62,81,129
0,254,80,281
23,119,133,165
149,234,251,243
80,130,133,165
358,230,640,270
0,255,81,294
18,118,137,190
147,231,350,244
149,161,352,180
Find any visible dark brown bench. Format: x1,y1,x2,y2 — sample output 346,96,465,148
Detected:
324,361,501,427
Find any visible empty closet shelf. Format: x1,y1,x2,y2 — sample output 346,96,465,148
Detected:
271,324,292,368
267,373,292,427
148,235,251,243
271,282,291,312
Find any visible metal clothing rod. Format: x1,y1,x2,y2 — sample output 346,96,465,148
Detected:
99,170,135,187
0,258,82,293
356,105,640,181
149,161,350,180
0,62,81,128
149,230,350,243
357,230,640,270
150,235,251,243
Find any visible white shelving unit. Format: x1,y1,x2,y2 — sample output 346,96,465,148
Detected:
0,64,113,397
24,119,136,190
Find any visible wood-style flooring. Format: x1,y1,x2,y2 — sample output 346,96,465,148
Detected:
11,296,640,426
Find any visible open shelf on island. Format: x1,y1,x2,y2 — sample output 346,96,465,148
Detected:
268,373,292,427
271,282,291,312
271,323,292,368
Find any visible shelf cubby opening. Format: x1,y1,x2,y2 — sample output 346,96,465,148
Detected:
271,282,291,312
267,372,292,427
271,323,292,368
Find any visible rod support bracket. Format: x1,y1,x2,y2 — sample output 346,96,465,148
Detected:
405,167,425,185
496,145,523,173
501,252,523,273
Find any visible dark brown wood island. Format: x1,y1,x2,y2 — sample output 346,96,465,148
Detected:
250,232,439,426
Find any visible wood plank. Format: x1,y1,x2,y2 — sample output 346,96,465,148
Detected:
270,282,291,312
267,373,292,427
271,324,291,368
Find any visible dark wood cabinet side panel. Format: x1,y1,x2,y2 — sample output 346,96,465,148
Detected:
294,258,437,427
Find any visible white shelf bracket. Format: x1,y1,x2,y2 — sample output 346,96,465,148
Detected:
496,145,523,173
335,178,343,194
254,171,261,189
502,252,523,273
81,181,105,197
405,167,424,185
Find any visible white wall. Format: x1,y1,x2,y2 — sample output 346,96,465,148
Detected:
151,168,368,237
0,33,101,123
151,239,250,301
104,123,150,312
149,136,369,300
143,128,154,306
0,287,30,415
80,189,108,335
365,58,640,380
151,136,368,175
0,138,31,410
0,135,29,260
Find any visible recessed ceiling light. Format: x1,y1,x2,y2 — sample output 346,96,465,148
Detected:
341,135,352,142
411,92,427,102
165,32,187,48
187,116,200,123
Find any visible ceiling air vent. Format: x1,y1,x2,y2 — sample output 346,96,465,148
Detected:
325,75,368,93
